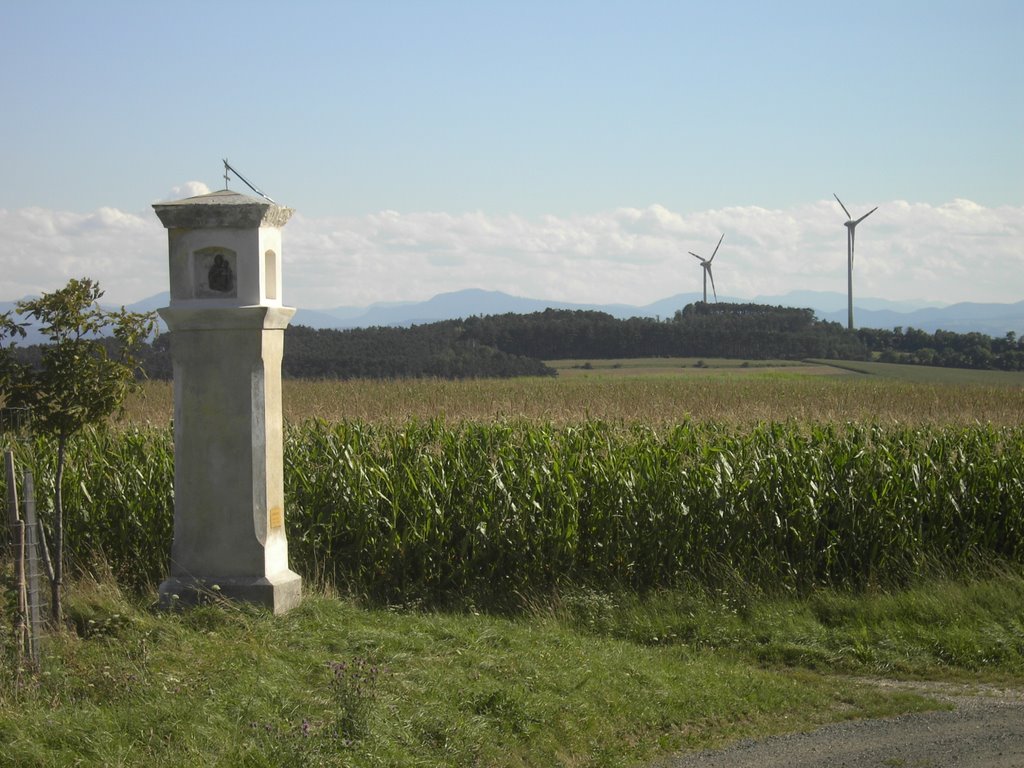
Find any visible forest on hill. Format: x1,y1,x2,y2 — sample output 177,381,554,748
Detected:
126,303,1024,379
460,303,865,361
9,303,1024,380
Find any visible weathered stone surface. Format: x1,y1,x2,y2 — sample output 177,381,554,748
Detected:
158,573,302,614
153,189,293,229
154,188,301,614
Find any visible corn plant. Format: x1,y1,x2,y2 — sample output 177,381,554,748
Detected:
3,419,1023,605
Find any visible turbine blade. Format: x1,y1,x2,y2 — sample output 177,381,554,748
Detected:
689,252,704,262
854,206,878,225
709,233,724,262
834,193,852,220
708,268,717,301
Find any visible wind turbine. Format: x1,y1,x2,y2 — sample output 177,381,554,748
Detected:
834,194,877,330
689,233,724,303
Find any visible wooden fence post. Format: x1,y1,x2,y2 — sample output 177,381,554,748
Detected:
22,471,42,668
4,450,17,543
5,451,41,673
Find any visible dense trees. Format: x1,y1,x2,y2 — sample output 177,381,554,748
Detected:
457,304,1024,371
282,323,554,379
127,320,554,380
856,327,1024,371
460,304,870,361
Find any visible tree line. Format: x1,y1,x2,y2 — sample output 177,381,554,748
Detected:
855,326,1024,371
459,303,870,361
11,302,1024,382
133,320,555,380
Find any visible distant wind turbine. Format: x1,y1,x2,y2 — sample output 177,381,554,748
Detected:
689,233,724,303
834,194,877,330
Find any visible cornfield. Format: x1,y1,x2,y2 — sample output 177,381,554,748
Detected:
119,375,1024,427
3,418,1023,603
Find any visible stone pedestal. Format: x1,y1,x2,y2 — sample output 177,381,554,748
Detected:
153,189,301,614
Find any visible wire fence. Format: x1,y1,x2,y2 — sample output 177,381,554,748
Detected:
4,410,44,675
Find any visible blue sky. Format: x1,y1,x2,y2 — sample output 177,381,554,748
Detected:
2,1,1022,309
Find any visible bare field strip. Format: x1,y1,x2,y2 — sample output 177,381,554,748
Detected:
807,358,1024,386
122,362,1024,428
545,357,832,378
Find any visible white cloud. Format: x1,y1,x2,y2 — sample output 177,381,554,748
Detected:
158,182,211,202
2,197,1022,310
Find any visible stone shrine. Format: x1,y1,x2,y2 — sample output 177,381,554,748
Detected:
153,188,301,613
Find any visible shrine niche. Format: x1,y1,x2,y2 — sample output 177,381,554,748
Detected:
193,247,237,298
159,187,288,309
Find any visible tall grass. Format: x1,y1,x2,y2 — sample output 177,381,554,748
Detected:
6,419,1021,604
0,582,959,768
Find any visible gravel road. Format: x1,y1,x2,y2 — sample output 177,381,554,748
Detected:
655,681,1024,768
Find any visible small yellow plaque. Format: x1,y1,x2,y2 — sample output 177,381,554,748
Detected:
269,507,284,529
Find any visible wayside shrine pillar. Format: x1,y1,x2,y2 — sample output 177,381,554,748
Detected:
153,188,301,614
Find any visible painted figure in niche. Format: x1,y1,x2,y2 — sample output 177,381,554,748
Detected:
208,254,234,293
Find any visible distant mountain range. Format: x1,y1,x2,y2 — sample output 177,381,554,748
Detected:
3,289,1023,345
287,289,1024,339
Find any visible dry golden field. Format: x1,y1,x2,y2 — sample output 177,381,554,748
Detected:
121,359,1024,428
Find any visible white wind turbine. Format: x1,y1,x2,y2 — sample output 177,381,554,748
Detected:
689,233,724,303
834,194,878,330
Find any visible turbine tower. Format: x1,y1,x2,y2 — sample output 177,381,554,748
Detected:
834,194,878,330
689,233,724,303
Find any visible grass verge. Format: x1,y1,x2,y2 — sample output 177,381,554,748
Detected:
2,570,1023,767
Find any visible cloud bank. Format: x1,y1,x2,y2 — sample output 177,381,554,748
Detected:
2,194,1022,310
